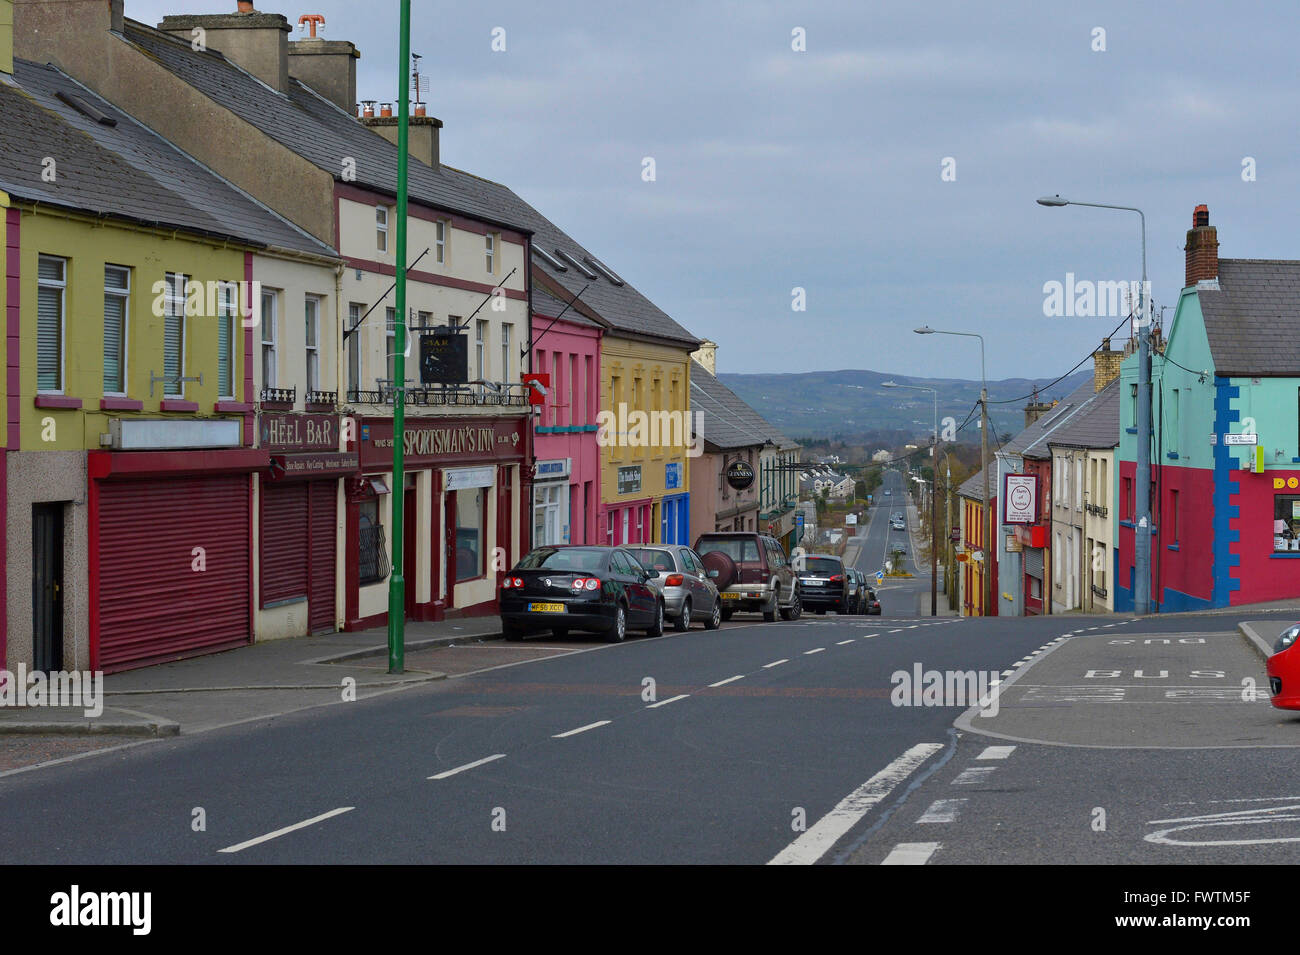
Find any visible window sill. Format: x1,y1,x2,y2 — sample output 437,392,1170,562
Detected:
1166,452,1180,460
160,399,199,412
99,397,143,411
215,401,253,413
34,395,82,409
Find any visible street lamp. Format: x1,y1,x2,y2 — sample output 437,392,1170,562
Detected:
913,326,990,617
1036,195,1151,614
882,380,940,616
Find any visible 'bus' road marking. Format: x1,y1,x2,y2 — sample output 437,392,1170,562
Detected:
428,753,506,780
764,659,789,668
647,694,689,709
218,807,355,854
553,720,611,738
709,675,744,687
917,799,966,824
768,743,944,865
804,648,826,655
976,745,1016,760
881,842,941,865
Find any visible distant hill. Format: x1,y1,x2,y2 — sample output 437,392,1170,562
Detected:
717,367,1094,444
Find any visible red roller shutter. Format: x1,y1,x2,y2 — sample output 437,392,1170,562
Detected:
261,481,308,606
98,475,251,671
309,481,337,634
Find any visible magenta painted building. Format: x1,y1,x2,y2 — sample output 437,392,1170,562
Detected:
529,292,602,547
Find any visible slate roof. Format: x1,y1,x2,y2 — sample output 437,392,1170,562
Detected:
531,287,600,328
958,467,992,502
1045,378,1120,450
999,378,1102,460
0,60,333,257
690,363,796,451
124,20,700,348
1197,259,1300,376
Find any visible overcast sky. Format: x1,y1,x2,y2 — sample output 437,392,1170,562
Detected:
129,1,1297,380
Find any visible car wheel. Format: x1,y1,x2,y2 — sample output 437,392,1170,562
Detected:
673,598,692,632
780,590,802,621
705,598,722,630
605,604,627,643
763,588,779,623
646,600,665,637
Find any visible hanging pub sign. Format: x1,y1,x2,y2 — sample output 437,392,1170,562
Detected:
419,327,468,385
726,460,755,491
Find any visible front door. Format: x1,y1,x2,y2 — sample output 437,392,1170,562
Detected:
32,503,64,671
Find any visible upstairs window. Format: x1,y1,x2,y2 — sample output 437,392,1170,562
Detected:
376,206,389,252
305,295,321,394
37,255,66,393
163,272,187,396
435,220,446,263
261,289,277,389
103,264,130,395
217,280,237,398
485,233,495,273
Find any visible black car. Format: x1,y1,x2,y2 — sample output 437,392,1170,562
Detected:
797,554,850,614
500,546,663,642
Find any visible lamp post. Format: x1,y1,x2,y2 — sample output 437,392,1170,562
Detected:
914,327,989,616
882,380,939,616
1037,195,1150,614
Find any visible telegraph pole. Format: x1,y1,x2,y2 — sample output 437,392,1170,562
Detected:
387,0,412,674
980,388,991,616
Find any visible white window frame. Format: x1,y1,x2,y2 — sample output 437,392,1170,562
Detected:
485,233,495,273
164,271,188,397
386,307,398,388
501,322,512,383
103,264,130,396
347,302,363,396
305,294,321,395
37,254,67,394
217,280,237,399
376,205,389,252
475,318,488,381
435,220,446,263
261,289,278,389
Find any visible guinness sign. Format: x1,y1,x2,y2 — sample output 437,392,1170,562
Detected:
726,460,755,491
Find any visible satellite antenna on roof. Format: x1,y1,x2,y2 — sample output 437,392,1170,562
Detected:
411,54,429,103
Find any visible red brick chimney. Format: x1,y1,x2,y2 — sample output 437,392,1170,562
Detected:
1184,204,1219,287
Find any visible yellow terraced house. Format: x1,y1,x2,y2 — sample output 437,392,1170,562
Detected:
0,38,338,673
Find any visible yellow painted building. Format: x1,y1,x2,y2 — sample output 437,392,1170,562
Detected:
599,333,695,545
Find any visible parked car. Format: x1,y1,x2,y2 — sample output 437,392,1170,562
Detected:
864,587,882,615
694,531,801,622
1266,622,1300,709
499,546,663,643
891,517,905,531
628,545,722,632
844,568,863,614
797,554,850,614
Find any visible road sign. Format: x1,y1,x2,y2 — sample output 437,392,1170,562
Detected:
875,571,884,584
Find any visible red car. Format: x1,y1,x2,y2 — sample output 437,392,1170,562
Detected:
1266,623,1300,709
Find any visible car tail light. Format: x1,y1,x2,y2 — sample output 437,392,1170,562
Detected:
830,574,844,582
665,574,684,587
571,577,601,591
502,577,523,589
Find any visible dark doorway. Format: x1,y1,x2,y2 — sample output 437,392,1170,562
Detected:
32,503,64,671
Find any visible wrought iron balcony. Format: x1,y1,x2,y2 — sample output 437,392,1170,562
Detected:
260,386,295,406
347,380,530,408
305,390,337,407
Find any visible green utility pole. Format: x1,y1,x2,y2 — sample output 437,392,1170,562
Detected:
387,0,412,674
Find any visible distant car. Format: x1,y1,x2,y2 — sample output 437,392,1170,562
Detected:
798,554,850,614
1267,622,1300,708
628,545,722,632
844,569,863,613
694,531,801,622
500,546,664,643
891,518,906,531
863,587,882,615
884,490,891,496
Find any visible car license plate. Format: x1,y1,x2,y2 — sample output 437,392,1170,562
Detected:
803,578,823,586
528,602,565,613
721,592,740,600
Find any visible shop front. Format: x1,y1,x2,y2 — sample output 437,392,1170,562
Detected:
347,414,530,628
87,428,268,672
257,412,356,640
533,458,571,547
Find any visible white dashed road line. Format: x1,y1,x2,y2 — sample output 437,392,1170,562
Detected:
804,648,826,655
976,745,1016,760
709,675,744,687
768,742,944,865
218,807,355,854
837,639,855,645
763,659,789,668
881,842,941,865
553,720,611,738
646,694,689,709
916,799,966,824
428,754,506,780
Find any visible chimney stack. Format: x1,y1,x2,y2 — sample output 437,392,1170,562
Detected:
361,112,442,168
288,16,359,114
1184,204,1219,288
1024,390,1053,428
159,6,291,94
692,340,718,375
1092,337,1121,392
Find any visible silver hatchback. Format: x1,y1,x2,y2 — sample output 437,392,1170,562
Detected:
628,545,723,632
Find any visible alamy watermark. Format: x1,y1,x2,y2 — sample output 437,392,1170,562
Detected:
0,665,104,718
890,663,1001,716
1042,273,1151,320
595,403,704,458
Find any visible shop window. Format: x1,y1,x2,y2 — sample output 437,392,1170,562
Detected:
1274,496,1300,552
455,488,486,581
358,498,389,585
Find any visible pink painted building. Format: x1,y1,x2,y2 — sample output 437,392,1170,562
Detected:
529,292,602,547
